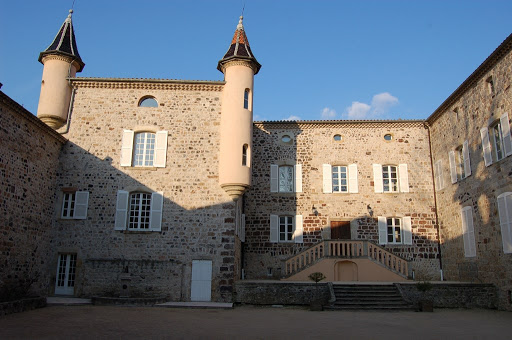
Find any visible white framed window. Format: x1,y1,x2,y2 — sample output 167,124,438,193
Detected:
323,164,358,193
378,216,412,245
373,164,409,193
270,214,303,243
449,141,471,183
434,160,445,190
115,190,163,231
460,206,476,257
270,164,302,193
480,113,512,166
497,192,512,254
61,191,89,219
120,130,168,168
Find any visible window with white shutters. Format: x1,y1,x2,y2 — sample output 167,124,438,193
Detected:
270,214,303,243
270,164,302,193
120,130,168,168
460,206,476,257
115,190,163,232
434,160,445,190
480,113,512,166
373,164,408,193
61,191,89,219
497,192,512,254
378,216,412,245
323,164,358,194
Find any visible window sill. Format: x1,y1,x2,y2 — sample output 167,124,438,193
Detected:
122,230,160,234
123,167,158,171
271,192,298,196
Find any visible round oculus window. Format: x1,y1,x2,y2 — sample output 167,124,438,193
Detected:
281,135,292,143
384,134,393,141
333,134,342,141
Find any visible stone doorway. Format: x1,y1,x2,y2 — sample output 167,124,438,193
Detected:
331,221,351,240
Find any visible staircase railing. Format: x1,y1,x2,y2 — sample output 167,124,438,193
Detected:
284,240,409,278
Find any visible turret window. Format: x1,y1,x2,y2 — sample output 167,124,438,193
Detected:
244,89,250,110
138,96,158,107
242,144,249,166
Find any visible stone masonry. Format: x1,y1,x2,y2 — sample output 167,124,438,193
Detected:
0,91,65,299
51,79,239,302
428,35,512,310
244,121,441,280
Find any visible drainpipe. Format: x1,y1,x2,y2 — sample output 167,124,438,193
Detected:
424,122,444,281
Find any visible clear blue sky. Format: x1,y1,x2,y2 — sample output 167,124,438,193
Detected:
1,0,511,121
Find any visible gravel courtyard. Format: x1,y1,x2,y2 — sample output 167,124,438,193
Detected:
0,305,511,339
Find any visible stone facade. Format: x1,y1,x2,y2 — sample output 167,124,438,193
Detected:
0,91,65,299
244,121,441,280
428,34,512,310
50,79,239,302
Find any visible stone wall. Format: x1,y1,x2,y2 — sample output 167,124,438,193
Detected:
397,282,497,309
428,37,512,310
0,91,65,299
244,121,440,280
51,80,237,302
234,281,330,305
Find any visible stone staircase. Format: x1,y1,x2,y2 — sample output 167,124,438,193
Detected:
325,284,414,311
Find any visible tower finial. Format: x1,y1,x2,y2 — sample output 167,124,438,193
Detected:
66,9,73,23
237,16,244,30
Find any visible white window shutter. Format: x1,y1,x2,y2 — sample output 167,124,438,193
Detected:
449,151,457,183
154,131,168,168
462,140,471,178
241,214,246,243
497,193,512,254
378,216,387,245
480,127,492,167
294,164,302,193
461,207,476,257
120,130,134,167
373,164,383,193
270,215,278,242
74,191,89,220
399,164,409,193
403,216,412,245
270,165,278,192
322,164,332,193
500,113,512,157
115,190,129,230
437,160,445,190
348,164,358,193
294,215,303,243
149,191,164,231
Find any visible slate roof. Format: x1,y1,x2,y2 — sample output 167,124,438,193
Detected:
217,16,261,74
38,9,85,72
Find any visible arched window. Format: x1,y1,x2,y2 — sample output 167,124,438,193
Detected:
133,132,156,167
242,144,249,166
138,96,158,107
243,89,250,110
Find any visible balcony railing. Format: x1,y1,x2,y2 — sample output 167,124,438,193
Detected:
284,240,409,278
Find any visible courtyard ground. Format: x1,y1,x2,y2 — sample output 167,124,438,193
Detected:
0,305,511,339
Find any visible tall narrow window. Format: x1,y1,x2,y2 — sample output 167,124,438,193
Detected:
62,192,76,218
332,166,348,193
242,144,249,166
278,165,294,192
382,165,398,192
244,89,250,109
133,132,156,167
128,192,151,230
456,146,465,180
491,120,504,161
387,218,402,244
279,216,294,241
486,76,495,95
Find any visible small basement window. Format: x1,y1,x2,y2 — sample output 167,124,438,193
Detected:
138,97,158,107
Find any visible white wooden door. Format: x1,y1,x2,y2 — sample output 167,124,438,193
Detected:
55,254,77,295
191,260,212,301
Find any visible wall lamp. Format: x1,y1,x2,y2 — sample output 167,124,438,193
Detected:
367,204,374,217
312,205,319,216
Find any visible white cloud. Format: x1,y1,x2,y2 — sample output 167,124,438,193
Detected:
345,92,399,119
346,102,371,119
371,92,399,115
321,107,337,119
285,115,301,121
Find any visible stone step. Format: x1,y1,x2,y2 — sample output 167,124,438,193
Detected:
330,284,413,311
325,305,415,311
335,297,405,302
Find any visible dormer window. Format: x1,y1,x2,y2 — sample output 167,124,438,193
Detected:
138,96,158,107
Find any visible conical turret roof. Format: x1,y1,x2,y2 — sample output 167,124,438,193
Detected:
217,16,261,74
38,9,85,72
